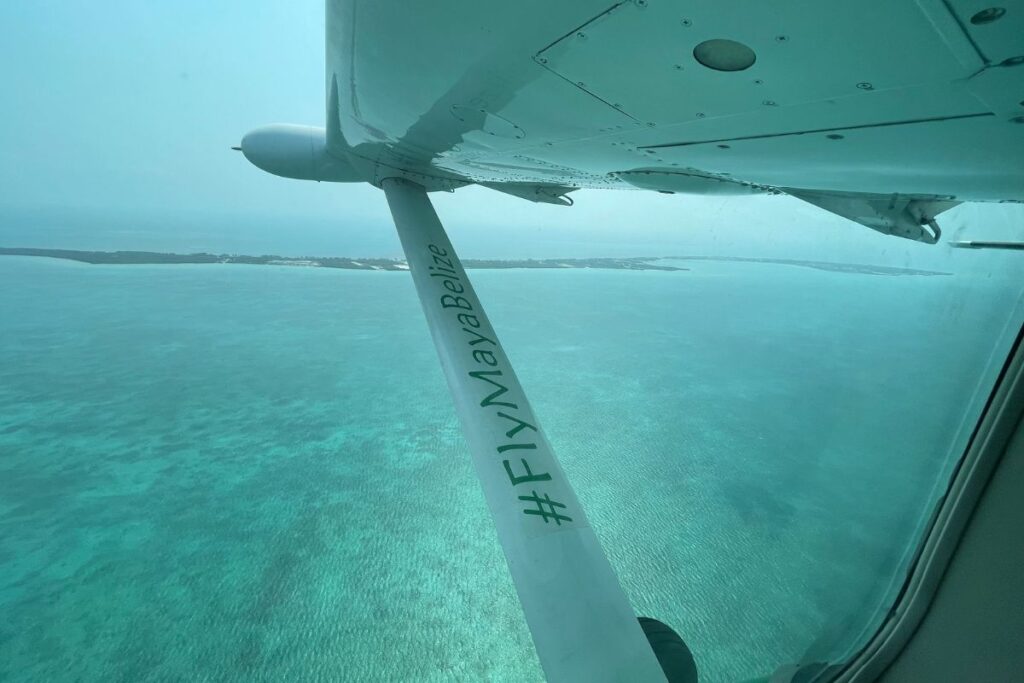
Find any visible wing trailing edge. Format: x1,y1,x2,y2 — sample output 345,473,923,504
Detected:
481,182,577,205
785,191,958,244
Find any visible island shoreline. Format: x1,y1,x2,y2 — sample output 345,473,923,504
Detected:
0,247,953,276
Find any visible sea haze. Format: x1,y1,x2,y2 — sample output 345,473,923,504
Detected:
0,255,1016,681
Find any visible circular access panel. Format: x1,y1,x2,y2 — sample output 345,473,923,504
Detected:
693,39,756,72
970,7,1006,24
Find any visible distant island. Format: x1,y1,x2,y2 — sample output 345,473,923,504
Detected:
0,247,951,276
668,255,951,276
0,248,684,271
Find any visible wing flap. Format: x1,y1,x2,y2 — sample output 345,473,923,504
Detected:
786,190,957,243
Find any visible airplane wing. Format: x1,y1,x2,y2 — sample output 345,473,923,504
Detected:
237,3,1024,680
307,0,1023,243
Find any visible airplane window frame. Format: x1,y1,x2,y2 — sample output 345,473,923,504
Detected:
830,321,1024,682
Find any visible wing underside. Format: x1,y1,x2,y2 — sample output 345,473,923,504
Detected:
325,0,1023,239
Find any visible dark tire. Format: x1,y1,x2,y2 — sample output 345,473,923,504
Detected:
638,616,699,683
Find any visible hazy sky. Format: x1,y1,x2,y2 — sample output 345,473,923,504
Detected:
0,1,1016,263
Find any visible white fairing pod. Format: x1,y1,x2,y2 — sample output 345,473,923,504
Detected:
240,124,362,182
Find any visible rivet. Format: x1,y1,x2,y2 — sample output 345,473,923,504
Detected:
717,144,730,149
673,64,684,70
754,79,764,85
576,32,586,39
647,122,656,127
776,35,789,42
826,133,844,140
577,81,586,87
857,82,874,90
763,100,777,106
680,18,692,27
537,57,548,64
696,112,706,118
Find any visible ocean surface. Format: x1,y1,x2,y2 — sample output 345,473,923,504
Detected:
0,255,1019,682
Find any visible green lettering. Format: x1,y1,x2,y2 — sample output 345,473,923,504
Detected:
443,279,465,294
457,313,481,329
472,349,498,367
441,294,472,311
496,411,538,439
504,458,551,486
468,370,518,409
462,327,495,346
497,442,537,453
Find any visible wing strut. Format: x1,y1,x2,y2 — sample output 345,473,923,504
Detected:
381,177,668,683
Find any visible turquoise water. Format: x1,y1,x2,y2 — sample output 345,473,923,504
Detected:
0,256,1017,681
